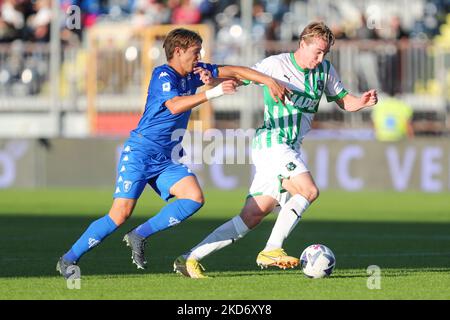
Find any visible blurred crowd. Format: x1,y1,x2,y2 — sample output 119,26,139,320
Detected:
0,0,449,43
0,0,52,42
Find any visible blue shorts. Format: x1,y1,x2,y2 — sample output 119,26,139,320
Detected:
113,145,194,201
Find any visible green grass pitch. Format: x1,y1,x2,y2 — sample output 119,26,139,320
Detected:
0,188,449,300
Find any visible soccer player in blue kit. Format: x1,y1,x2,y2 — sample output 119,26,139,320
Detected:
56,28,288,278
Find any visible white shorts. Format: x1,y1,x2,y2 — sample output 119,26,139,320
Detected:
249,144,309,206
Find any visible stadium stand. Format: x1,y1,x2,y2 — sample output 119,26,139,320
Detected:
0,0,448,136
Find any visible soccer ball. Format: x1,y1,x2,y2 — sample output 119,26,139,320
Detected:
300,244,336,278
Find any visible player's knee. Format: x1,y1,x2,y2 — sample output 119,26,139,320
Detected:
240,210,264,229
312,187,320,202
298,187,319,203
186,193,205,205
109,202,134,225
177,189,204,205
195,194,205,205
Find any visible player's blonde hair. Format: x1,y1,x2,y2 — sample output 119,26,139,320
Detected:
299,22,335,46
163,28,203,61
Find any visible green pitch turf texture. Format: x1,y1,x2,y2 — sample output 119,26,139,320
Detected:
0,188,448,300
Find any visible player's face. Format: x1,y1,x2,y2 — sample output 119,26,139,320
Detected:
301,37,330,69
178,43,202,74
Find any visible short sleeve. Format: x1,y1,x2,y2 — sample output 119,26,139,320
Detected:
325,62,348,102
150,68,180,103
251,56,275,76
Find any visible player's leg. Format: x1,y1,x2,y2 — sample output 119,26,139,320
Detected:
67,197,138,260
282,171,319,204
132,175,204,238
56,198,138,278
263,171,319,256
57,146,145,278
124,165,204,269
173,195,276,278
255,146,314,269
185,195,276,260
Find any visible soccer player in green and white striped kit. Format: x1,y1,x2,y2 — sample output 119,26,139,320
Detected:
174,21,378,278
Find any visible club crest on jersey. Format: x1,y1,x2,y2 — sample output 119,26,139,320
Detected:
286,162,297,171
123,180,133,193
181,78,186,90
159,72,169,79
317,80,324,91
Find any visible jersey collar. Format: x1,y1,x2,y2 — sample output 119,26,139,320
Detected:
290,52,309,73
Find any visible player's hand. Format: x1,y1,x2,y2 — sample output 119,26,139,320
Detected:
194,66,213,85
266,78,292,105
220,79,238,95
360,89,378,107
205,79,237,100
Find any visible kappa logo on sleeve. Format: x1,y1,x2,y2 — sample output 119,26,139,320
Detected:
163,82,171,92
159,72,169,79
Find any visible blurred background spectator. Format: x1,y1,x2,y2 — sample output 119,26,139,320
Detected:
372,93,415,141
0,0,448,43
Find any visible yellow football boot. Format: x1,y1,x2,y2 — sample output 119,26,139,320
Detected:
173,255,209,279
256,248,299,269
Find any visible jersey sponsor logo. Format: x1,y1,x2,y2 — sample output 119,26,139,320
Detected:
123,180,133,193
163,82,171,92
287,94,319,113
159,72,169,79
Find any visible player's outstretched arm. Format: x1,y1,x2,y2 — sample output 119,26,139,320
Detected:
217,65,290,104
336,89,378,112
165,80,238,114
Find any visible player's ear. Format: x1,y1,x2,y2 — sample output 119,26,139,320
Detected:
174,47,182,57
299,39,305,49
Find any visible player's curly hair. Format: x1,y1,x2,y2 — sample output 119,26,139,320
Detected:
163,28,203,61
299,22,335,46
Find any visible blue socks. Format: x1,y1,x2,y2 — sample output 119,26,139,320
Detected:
134,199,203,238
62,200,202,263
63,214,118,263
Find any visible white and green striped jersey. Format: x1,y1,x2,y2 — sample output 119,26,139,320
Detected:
251,53,348,150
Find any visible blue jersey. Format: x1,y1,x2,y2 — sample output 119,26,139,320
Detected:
127,62,219,157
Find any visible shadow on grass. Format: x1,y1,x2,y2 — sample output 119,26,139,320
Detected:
0,215,449,278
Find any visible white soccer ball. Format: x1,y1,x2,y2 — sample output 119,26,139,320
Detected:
300,244,336,278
